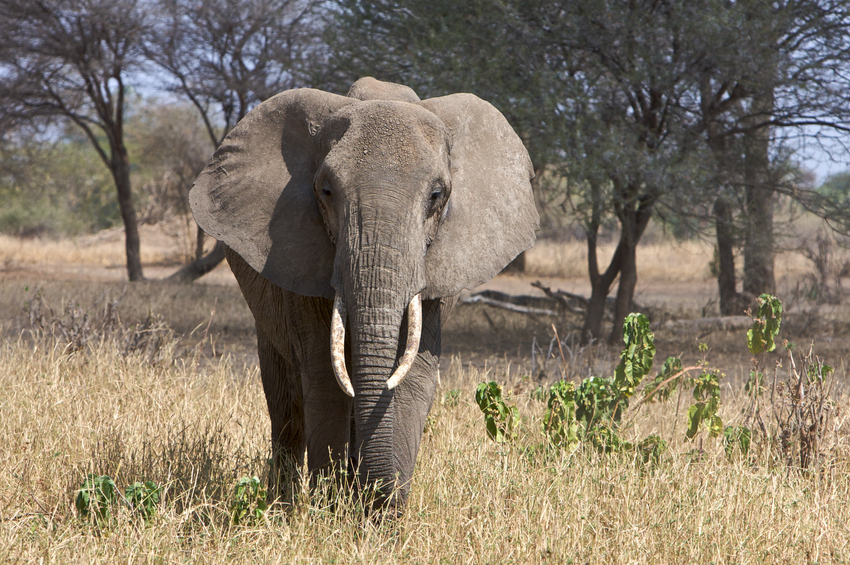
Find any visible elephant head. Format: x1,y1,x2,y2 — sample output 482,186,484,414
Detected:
190,78,538,509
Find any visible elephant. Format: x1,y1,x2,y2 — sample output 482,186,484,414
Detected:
189,77,538,515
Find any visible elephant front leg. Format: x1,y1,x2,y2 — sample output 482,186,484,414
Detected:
257,325,305,504
300,365,354,478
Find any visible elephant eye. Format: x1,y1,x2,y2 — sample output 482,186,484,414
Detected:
430,181,446,202
321,180,332,198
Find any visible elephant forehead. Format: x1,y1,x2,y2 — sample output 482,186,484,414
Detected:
327,101,449,174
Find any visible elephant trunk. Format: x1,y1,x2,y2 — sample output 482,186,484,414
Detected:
330,292,422,398
332,210,426,511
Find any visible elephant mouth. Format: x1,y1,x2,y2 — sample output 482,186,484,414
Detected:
330,292,422,397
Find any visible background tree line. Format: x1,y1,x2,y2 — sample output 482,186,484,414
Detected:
1,0,849,342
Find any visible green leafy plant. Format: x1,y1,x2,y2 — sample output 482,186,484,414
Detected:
747,294,783,355
574,376,619,430
75,474,118,523
475,381,520,444
723,425,752,461
573,313,657,451
125,480,161,521
636,435,668,468
584,421,630,454
643,356,684,403
542,380,579,450
612,313,656,398
443,388,461,408
686,370,723,440
745,369,766,398
231,476,268,525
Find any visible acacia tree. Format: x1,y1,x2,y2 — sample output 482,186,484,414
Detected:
325,0,850,341
325,0,710,342
146,0,322,282
0,0,148,280
680,0,850,312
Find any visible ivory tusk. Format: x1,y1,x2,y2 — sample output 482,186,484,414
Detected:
386,293,422,391
331,293,355,397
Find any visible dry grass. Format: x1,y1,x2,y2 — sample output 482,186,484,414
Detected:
525,238,850,283
2,224,850,562
2,329,848,563
0,233,167,269
0,216,207,269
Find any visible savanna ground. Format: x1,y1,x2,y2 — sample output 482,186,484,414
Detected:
1,220,849,563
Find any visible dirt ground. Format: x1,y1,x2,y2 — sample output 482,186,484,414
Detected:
1,226,848,387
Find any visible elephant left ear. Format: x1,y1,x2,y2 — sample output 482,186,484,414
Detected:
418,94,539,298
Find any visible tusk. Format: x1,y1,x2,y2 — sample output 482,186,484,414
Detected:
386,293,422,391
331,293,355,397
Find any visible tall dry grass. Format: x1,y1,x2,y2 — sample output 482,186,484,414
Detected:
0,233,170,268
0,216,206,269
2,329,848,563
5,220,849,286
525,238,850,283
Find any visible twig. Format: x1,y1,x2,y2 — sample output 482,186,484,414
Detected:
202,297,218,342
531,281,587,313
628,365,702,414
551,324,569,377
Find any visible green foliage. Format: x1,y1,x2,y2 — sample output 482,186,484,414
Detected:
542,380,579,450
636,435,668,468
747,294,783,355
575,313,656,433
549,313,658,454
584,422,629,454
723,426,752,461
817,171,850,205
0,101,214,238
806,360,833,384
475,381,520,444
75,474,118,523
745,370,766,398
125,480,162,521
643,356,684,403
574,376,619,430
0,133,118,237
613,313,656,398
230,476,268,525
443,388,461,408
686,371,723,440
474,304,835,473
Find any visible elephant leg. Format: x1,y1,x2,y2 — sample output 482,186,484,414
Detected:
386,297,447,511
257,324,305,503
284,295,354,478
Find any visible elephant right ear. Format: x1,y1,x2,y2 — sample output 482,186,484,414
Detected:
189,89,354,299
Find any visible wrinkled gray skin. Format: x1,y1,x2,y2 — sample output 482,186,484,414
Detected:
190,77,538,515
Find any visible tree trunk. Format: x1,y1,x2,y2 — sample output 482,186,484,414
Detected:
167,239,227,283
742,86,776,296
111,147,144,281
195,224,205,260
582,256,621,344
608,238,637,344
581,182,623,344
714,197,740,315
606,191,654,344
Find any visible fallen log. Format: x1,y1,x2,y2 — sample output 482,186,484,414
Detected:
530,281,587,314
459,294,559,317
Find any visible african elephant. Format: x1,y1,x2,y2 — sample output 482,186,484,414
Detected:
189,77,538,515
